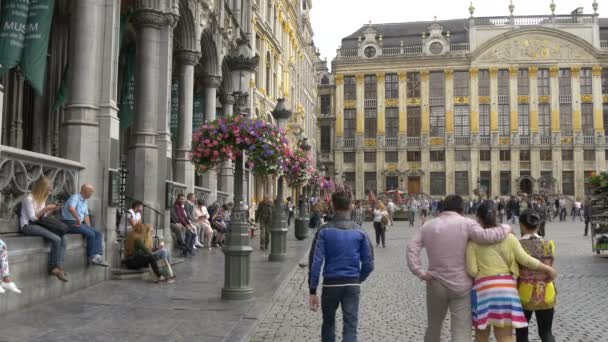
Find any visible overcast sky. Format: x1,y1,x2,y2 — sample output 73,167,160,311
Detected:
310,0,599,63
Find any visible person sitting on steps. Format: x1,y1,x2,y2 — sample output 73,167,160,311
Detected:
0,239,21,294
124,223,174,283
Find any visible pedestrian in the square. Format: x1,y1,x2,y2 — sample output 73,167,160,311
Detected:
0,239,21,294
372,202,389,248
466,201,557,342
308,190,374,342
255,196,273,250
351,200,364,226
406,194,512,342
408,198,418,226
583,197,592,236
515,209,557,342
533,196,547,237
287,196,295,226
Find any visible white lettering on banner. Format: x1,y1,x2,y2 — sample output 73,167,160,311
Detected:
3,21,39,34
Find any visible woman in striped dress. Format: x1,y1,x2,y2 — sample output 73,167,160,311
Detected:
466,201,557,342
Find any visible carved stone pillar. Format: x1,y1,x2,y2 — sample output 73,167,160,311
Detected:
173,50,200,191
202,75,222,203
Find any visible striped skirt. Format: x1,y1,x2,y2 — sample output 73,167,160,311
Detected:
471,274,528,330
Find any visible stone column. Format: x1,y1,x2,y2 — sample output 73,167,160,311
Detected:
550,67,560,136
592,66,606,171
355,74,365,199
0,84,3,142
509,67,519,137
529,67,539,135
571,67,584,197
489,68,499,197
355,74,364,136
377,72,386,136
202,75,222,203
421,70,430,194
470,68,480,196
335,75,344,142
220,94,235,201
398,72,407,137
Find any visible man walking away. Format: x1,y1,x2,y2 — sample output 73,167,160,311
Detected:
308,190,374,342
255,196,273,250
559,197,567,222
406,194,511,342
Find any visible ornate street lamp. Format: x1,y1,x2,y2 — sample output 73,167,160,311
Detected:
295,137,312,240
269,98,292,261
221,39,258,301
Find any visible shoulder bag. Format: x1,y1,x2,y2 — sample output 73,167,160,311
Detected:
36,216,70,236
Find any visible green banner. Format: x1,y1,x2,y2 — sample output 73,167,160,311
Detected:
170,79,179,141
51,63,67,112
193,95,204,133
0,0,30,76
119,47,135,129
20,0,55,94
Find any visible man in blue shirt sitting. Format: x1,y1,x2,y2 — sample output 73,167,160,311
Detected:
61,184,108,267
308,190,374,342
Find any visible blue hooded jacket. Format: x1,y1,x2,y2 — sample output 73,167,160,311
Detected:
308,213,374,294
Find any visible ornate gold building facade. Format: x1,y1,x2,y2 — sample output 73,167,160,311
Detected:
320,4,608,200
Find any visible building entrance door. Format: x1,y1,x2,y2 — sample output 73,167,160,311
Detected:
408,177,421,194
386,176,399,191
520,178,533,195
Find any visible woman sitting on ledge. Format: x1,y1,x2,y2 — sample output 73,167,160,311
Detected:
124,223,173,283
0,239,21,294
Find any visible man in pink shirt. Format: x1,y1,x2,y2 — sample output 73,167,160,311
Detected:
406,195,510,342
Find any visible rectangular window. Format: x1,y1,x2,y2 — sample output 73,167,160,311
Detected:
560,104,572,136
561,149,574,161
500,171,511,195
364,151,376,163
407,72,421,98
320,126,331,153
581,103,594,135
344,172,356,197
430,172,446,196
320,95,331,114
538,104,551,136
343,152,355,163
364,108,377,139
407,106,421,137
430,72,445,98
364,75,377,99
540,150,552,161
407,151,421,162
518,104,529,137
454,105,470,137
497,69,509,96
480,104,490,137
385,151,398,163
455,171,469,196
454,71,469,97
602,69,608,94
478,69,490,96
430,106,445,137
520,150,530,161
500,150,511,161
344,76,356,100
499,104,510,136
580,68,593,95
386,107,399,141
430,150,445,162
364,172,377,195
344,109,356,140
480,171,492,196
538,68,550,96
584,149,595,161
518,69,529,95
385,73,399,99
430,72,445,137
480,150,491,161
562,171,574,195
559,69,572,97
455,150,470,161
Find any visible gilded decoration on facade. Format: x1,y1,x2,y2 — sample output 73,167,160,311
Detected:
603,95,608,103
455,96,469,104
344,100,356,109
509,66,518,77
364,138,377,147
593,66,602,77
386,164,398,172
479,96,491,104
420,70,429,81
538,95,550,104
445,69,454,79
409,162,422,170
356,74,364,83
500,137,511,145
376,72,385,81
430,137,445,145
571,66,581,77
385,98,399,107
489,68,498,78
518,95,530,104
478,36,589,62
335,74,344,85
469,68,478,78
398,72,407,81
407,97,421,105
550,67,559,77
529,67,538,77
581,94,593,103
562,137,573,144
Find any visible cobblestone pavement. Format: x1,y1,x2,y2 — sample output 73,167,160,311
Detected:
252,218,608,342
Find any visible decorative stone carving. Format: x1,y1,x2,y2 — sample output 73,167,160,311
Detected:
175,50,201,66
531,132,540,145
376,136,385,148
335,136,344,149
478,35,593,62
491,132,499,146
421,134,429,147
511,132,519,146
204,75,223,88
398,134,407,148
446,134,455,146
355,135,364,148
551,132,561,145
221,94,235,105
574,132,583,145
471,132,480,145
596,131,605,145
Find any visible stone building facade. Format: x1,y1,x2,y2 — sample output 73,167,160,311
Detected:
322,4,608,200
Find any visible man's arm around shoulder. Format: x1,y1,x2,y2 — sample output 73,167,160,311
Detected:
467,219,512,244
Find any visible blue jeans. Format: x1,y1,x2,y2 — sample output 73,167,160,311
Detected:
321,285,361,342
21,224,68,269
63,221,103,259
511,210,518,223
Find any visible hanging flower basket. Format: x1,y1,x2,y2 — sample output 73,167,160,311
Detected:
283,147,313,187
190,114,288,176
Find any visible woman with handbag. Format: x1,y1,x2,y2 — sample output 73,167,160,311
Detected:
20,177,69,282
124,223,174,283
466,201,557,342
372,202,389,248
0,239,21,294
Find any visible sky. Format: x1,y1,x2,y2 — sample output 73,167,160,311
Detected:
310,0,599,64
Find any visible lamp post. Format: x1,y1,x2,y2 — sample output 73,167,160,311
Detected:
295,138,311,240
269,98,292,261
221,39,258,300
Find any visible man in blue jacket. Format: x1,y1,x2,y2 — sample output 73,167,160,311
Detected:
308,190,374,342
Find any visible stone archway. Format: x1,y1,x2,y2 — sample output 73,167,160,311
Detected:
516,175,536,195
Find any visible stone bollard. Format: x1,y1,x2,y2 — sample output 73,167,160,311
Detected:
295,216,310,240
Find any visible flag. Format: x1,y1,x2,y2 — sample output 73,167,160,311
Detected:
0,0,30,77
52,63,68,112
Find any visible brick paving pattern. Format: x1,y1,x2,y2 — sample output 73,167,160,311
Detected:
252,219,608,342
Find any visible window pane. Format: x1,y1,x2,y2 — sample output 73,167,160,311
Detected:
520,150,530,161
500,171,511,195
480,150,491,161
478,69,490,96
344,109,356,140
386,107,399,139
499,104,510,137
500,150,511,161
343,152,355,163
455,150,470,161
602,69,608,95
454,71,469,97
430,172,446,195
455,171,469,196
430,150,445,161
561,149,573,161
385,73,399,99
480,104,490,137
580,68,592,95
385,151,398,163
581,103,594,135
584,150,595,161
364,152,376,163
364,108,377,138
407,151,421,162
518,104,529,136
455,105,470,137
407,106,421,137
364,75,377,99
559,69,571,97
430,106,445,137
562,171,574,195
344,76,356,100
540,150,552,161
560,104,572,136
538,69,550,96
320,95,331,114
407,72,420,98
320,126,331,152
497,69,509,96
364,172,377,195
518,69,529,95
539,104,551,136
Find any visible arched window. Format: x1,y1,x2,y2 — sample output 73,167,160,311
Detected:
321,76,329,85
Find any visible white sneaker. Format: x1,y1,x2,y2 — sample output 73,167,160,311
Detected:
1,281,21,294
